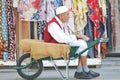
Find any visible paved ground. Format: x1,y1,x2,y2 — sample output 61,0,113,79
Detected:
0,57,120,80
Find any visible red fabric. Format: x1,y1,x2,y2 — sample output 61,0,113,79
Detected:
44,17,62,43
32,0,41,10
90,7,102,28
87,0,99,10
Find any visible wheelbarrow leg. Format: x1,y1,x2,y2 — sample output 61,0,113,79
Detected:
50,58,70,80
65,59,70,80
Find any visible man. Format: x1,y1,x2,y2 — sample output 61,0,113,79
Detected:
44,6,100,79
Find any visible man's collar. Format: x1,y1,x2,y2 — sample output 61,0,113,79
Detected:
55,16,62,25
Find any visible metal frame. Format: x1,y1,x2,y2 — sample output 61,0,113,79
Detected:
50,57,70,80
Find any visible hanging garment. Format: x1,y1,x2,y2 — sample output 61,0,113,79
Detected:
54,0,63,9
2,0,9,60
46,0,56,22
19,0,47,21
88,0,105,58
99,0,107,38
13,0,19,7
6,0,16,60
84,17,94,58
0,0,3,59
88,0,99,10
72,0,88,34
46,0,63,22
106,0,112,48
37,21,47,40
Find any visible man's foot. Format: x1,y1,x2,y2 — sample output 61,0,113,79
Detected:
74,71,93,79
87,70,100,77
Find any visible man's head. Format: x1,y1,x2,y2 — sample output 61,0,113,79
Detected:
55,6,70,23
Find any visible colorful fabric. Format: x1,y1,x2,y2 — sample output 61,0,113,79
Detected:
54,0,63,9
88,0,105,58
19,0,47,21
46,0,63,22
13,0,19,7
84,17,94,58
72,0,88,34
37,21,46,40
6,0,16,60
46,0,56,22
2,0,9,60
0,0,2,59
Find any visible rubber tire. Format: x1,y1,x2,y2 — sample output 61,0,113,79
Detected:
17,53,43,80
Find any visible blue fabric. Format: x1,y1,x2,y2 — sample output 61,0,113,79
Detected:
2,0,8,60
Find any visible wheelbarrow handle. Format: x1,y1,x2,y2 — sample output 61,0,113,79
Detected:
74,38,109,58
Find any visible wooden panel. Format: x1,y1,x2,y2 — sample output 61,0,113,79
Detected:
19,21,30,39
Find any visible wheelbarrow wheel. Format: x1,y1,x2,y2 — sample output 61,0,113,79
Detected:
17,53,43,80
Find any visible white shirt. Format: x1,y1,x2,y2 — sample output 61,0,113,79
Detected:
48,16,77,44
48,16,88,56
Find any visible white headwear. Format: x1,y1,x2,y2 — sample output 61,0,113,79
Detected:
56,6,69,15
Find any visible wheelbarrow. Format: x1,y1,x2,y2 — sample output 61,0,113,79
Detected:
13,38,109,80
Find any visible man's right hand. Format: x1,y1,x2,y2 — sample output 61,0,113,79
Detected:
76,34,89,41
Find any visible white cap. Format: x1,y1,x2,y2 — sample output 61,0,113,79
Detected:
56,6,69,15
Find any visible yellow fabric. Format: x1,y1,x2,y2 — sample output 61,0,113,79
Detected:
72,0,88,34
20,39,70,60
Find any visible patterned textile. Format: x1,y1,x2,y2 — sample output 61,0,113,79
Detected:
54,0,63,9
88,0,105,57
46,0,55,22
46,0,63,22
6,0,16,60
2,0,9,60
13,0,19,7
106,0,112,48
72,0,88,34
37,21,46,40
19,0,47,21
0,0,2,58
84,17,94,58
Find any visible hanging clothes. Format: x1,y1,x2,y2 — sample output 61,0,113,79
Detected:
72,0,88,34
98,0,108,58
2,0,9,60
99,0,108,37
13,0,19,7
46,0,63,22
6,0,16,60
54,0,63,9
19,0,47,21
106,0,112,48
88,0,105,58
0,0,2,59
46,0,56,22
84,17,94,58
37,21,47,40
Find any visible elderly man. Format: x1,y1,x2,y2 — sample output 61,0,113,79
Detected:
44,6,100,79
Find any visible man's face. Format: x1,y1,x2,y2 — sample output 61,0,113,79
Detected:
61,11,70,23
